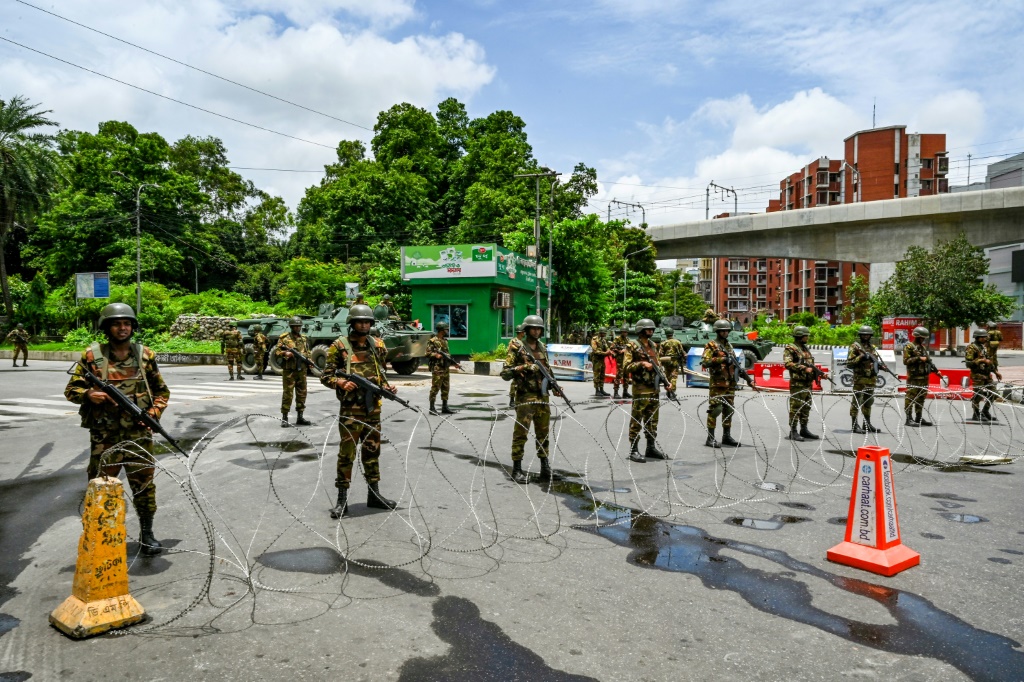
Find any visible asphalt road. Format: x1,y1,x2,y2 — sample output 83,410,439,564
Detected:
0,358,1022,681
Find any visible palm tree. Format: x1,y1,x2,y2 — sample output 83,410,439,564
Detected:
0,96,66,317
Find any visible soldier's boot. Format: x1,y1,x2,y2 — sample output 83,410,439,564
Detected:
720,427,739,447
539,456,553,480
138,513,163,557
704,429,720,448
601,386,611,396
281,412,289,428
441,401,454,415
22,360,28,366
628,439,646,463
852,418,865,434
645,438,668,460
613,387,620,399
905,413,918,427
864,419,881,434
918,416,933,427
971,408,981,422
237,373,245,380
594,386,604,397
799,423,819,440
429,401,439,416
295,411,312,426
367,482,398,510
511,460,528,484
982,408,997,422
622,387,632,399
329,488,349,519
229,373,235,380
789,424,805,442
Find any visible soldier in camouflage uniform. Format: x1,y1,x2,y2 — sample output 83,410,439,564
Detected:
783,326,819,442
659,328,684,392
427,322,455,415
221,325,245,380
847,326,883,434
502,315,560,483
276,316,311,426
965,328,1000,422
321,304,399,518
589,327,611,397
701,319,754,447
624,318,668,463
702,308,717,326
902,326,934,427
251,323,269,379
507,324,525,407
64,303,170,555
5,323,29,367
986,322,1002,373
611,325,632,399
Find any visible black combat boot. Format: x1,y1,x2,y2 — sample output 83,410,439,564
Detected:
628,439,646,463
229,373,235,380
281,412,289,428
138,513,163,556
511,460,528,484
296,411,311,426
329,488,348,519
864,419,881,433
441,401,454,415
720,427,739,447
918,416,933,426
613,387,620,399
789,424,805,442
539,457,553,480
799,424,819,440
237,373,245,381
852,418,865,434
594,387,604,397
622,387,632,399
429,401,438,415
367,482,398,510
22,361,27,367
645,439,668,460
705,430,720,448
905,413,917,427
982,410,997,423
970,409,981,422
601,387,611,397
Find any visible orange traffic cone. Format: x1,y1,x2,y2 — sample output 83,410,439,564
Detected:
50,476,146,638
827,445,920,577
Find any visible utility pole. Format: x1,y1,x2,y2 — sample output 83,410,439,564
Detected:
706,181,737,217
515,170,559,317
610,199,646,228
967,153,972,185
112,171,160,314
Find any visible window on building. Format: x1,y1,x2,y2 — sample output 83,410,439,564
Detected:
894,183,900,197
432,304,468,339
500,307,515,339
894,162,900,174
922,179,933,191
922,158,933,169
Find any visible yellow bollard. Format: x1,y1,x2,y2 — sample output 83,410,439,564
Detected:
49,476,146,638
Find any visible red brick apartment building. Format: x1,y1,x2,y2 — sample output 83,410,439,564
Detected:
703,126,948,323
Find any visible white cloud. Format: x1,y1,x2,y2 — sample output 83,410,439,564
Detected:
912,90,984,149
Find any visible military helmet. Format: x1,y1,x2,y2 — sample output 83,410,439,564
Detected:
635,318,656,332
858,325,874,337
598,327,607,334
973,328,989,339
515,324,525,334
664,328,675,337
16,323,23,329
912,326,929,339
522,314,544,330
436,321,449,332
97,302,138,331
383,294,392,300
987,321,998,329
288,315,304,327
252,323,262,333
704,308,716,317
348,305,375,323
713,319,732,332
793,325,810,337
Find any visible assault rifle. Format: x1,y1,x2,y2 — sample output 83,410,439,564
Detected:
432,348,466,372
519,342,575,413
722,347,759,390
282,346,323,377
333,370,413,413
799,358,834,387
634,342,679,404
923,357,945,381
69,362,187,457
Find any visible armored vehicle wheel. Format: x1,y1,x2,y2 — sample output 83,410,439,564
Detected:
240,344,258,374
310,345,329,373
391,358,421,375
266,345,284,375
743,349,758,369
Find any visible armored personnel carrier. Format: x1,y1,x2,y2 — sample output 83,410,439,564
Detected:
235,304,429,376
656,317,774,368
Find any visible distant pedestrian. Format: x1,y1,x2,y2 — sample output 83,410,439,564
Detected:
5,323,29,367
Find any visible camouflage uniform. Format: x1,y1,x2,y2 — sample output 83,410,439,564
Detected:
902,341,931,422
702,309,717,326
612,331,632,395
507,335,524,406
846,341,880,423
221,328,244,378
701,338,737,430
252,330,269,376
624,338,662,448
321,334,390,490
5,328,29,366
590,333,611,392
964,340,996,419
426,334,451,404
659,336,684,392
64,342,170,515
276,331,310,414
503,339,552,462
783,342,815,428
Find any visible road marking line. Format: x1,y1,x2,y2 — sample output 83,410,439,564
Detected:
1,398,74,406
0,405,75,416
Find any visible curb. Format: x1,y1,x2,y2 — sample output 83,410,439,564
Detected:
0,350,225,365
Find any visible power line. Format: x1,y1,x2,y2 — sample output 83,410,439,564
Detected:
0,36,336,150
13,0,372,132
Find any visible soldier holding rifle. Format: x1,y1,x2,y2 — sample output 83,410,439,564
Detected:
623,319,668,463
782,325,820,442
903,326,940,427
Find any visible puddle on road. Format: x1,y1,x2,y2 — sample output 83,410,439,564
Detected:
726,516,809,531
921,492,977,502
779,501,815,511
220,440,313,453
827,517,848,526
920,532,945,540
988,557,1012,565
257,547,343,575
939,513,987,524
229,457,291,471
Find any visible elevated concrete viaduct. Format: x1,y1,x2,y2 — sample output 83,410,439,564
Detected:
648,187,1024,263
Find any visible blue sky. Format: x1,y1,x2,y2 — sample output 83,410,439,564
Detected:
2,0,1023,225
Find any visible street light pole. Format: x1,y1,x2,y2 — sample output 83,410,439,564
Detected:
515,170,558,316
624,245,652,322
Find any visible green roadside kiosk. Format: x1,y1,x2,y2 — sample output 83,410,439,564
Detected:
401,244,552,355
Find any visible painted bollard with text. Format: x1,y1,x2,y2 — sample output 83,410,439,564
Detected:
827,446,920,577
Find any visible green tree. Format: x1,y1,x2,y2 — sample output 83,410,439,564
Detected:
20,271,49,332
843,274,870,322
275,257,360,312
659,270,706,320
0,96,66,316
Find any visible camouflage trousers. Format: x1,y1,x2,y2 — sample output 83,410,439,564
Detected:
628,391,660,444
904,381,928,419
613,357,631,390
88,429,157,514
281,369,307,412
336,412,382,489
511,398,550,461
225,348,241,375
253,351,266,374
592,356,606,391
706,386,735,429
788,385,813,427
429,369,450,402
11,343,27,363
850,377,876,420
663,360,679,392
971,375,996,415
